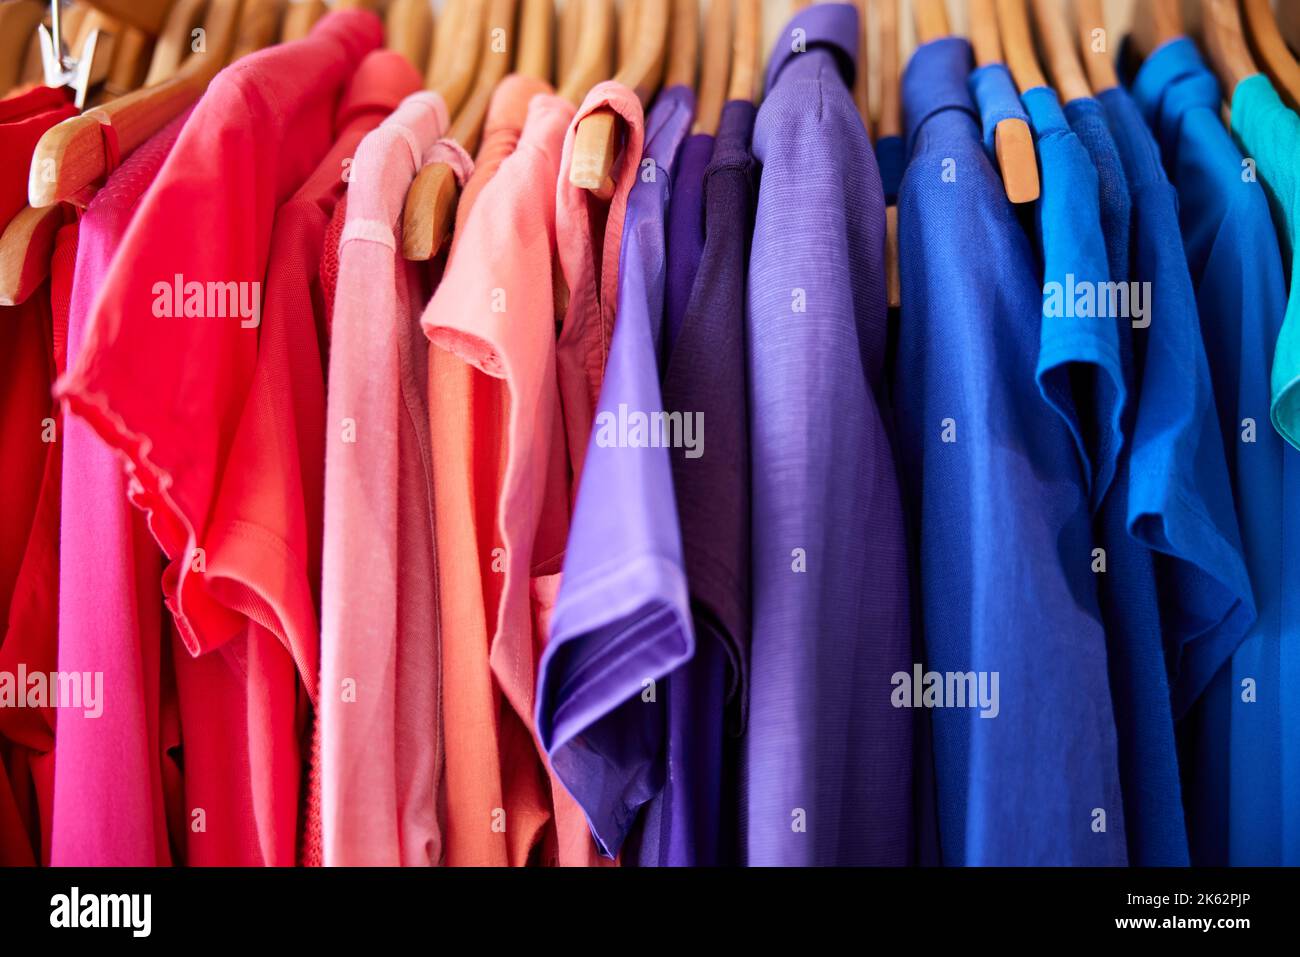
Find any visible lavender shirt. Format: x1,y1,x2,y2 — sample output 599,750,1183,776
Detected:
741,3,912,865
536,86,696,858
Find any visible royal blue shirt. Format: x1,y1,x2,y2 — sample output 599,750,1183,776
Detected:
1022,86,1127,509
894,39,1125,865
1062,93,1187,867
1131,38,1296,865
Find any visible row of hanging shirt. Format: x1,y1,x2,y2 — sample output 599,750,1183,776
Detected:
2,0,1300,868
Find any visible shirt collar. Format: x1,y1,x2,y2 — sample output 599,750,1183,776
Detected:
764,3,858,95
903,38,978,154
336,50,423,130
1130,37,1220,123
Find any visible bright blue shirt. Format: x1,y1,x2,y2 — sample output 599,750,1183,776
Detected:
1062,93,1187,867
894,41,1126,865
1131,38,1297,865
1021,86,1127,509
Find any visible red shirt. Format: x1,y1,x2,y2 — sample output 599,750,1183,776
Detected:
56,9,384,865
0,86,75,867
0,86,75,230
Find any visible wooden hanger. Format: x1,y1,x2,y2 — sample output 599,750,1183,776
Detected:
558,0,581,84
0,1,47,98
931,0,1040,204
281,0,327,43
386,0,434,73
913,0,949,43
1241,0,1300,111
1074,0,1119,94
692,0,731,135
1202,0,1260,101
620,0,643,71
1029,0,1090,102
102,24,154,100
728,0,760,103
145,0,209,85
0,204,70,306
996,0,1048,93
27,0,241,208
877,0,901,308
231,0,286,62
569,0,668,191
516,0,554,83
876,0,900,140
665,0,699,92
1281,3,1300,53
428,0,465,90
558,0,615,105
72,0,174,36
428,0,482,113
1131,0,1185,59
399,0,498,261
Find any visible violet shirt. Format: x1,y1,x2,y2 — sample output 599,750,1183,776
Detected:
536,85,696,859
742,3,912,866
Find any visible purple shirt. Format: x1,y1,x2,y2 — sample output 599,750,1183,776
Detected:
663,133,713,357
536,85,696,858
742,3,912,866
633,100,757,866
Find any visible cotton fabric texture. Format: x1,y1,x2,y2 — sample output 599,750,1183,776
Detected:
742,3,912,867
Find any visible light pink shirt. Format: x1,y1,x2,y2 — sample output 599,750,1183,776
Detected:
319,90,471,866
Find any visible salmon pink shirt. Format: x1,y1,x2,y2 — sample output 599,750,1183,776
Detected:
423,86,610,867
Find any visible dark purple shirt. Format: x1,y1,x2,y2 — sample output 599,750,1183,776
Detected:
663,133,714,357
742,3,912,865
634,101,757,866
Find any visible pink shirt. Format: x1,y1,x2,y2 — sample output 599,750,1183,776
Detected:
52,110,190,867
56,9,384,865
320,90,471,866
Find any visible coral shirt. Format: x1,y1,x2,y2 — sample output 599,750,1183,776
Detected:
554,81,646,488
425,86,617,867
56,9,384,865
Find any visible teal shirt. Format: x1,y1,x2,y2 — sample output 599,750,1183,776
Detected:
1231,75,1300,448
